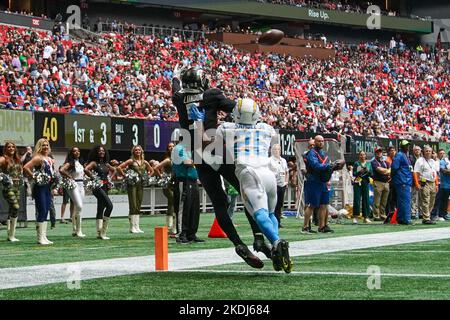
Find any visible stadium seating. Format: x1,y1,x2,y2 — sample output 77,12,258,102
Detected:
0,24,449,141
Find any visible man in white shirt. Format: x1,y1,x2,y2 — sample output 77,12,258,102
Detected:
389,37,397,53
43,43,54,60
414,146,438,224
337,92,346,109
269,144,289,228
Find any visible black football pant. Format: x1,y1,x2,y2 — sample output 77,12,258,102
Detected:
175,178,200,240
275,186,286,224
197,162,262,247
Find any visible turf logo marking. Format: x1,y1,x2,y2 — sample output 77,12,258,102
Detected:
66,265,82,290
366,265,381,290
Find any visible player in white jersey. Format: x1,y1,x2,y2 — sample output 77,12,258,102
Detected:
216,98,293,273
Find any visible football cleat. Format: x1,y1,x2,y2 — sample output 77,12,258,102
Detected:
235,244,264,269
272,240,293,273
253,236,272,260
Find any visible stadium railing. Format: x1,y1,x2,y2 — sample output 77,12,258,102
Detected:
97,22,205,39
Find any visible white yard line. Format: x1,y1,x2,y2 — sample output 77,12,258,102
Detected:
173,269,450,278
1,227,450,290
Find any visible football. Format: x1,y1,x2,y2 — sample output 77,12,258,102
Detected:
257,29,284,46
333,159,346,171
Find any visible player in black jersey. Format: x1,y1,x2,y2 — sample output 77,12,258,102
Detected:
172,65,272,268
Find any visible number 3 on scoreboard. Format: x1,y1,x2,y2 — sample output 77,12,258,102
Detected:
132,124,138,146
42,117,58,142
100,122,107,145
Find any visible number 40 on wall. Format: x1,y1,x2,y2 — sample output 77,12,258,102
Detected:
42,117,58,142
34,113,65,148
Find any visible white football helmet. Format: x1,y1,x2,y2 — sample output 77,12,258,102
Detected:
233,98,261,125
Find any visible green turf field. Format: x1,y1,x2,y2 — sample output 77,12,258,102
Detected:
1,213,450,300
2,239,450,300
0,213,448,269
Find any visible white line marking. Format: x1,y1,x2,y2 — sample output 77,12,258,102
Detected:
1,227,450,290
0,246,126,257
173,269,450,278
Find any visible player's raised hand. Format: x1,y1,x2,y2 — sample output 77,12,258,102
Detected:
173,63,185,80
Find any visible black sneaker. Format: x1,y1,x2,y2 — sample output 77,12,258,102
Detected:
179,236,192,244
443,215,450,221
271,242,283,272
318,225,334,233
235,244,264,269
189,237,205,243
301,227,317,235
422,219,436,225
272,240,293,273
253,236,272,259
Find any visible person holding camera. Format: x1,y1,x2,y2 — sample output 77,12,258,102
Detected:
303,135,345,233
352,151,373,224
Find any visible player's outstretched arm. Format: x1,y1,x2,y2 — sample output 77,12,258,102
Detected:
215,89,236,113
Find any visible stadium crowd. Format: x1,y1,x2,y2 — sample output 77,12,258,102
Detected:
0,8,50,20
0,24,449,141
256,0,400,16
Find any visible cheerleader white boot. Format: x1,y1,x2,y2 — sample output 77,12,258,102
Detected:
43,222,54,245
72,215,77,236
75,215,86,238
7,217,20,242
96,219,103,239
166,215,174,231
36,222,46,245
100,217,110,240
37,222,52,245
6,219,10,240
135,215,144,234
129,216,139,234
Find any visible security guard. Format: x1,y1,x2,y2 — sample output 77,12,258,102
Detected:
391,140,413,224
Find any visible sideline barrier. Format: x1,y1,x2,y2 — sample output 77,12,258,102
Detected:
0,110,447,158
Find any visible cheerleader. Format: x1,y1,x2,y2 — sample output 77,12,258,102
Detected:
85,146,115,240
59,147,86,238
23,138,54,245
118,145,153,234
154,142,176,237
0,142,23,242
